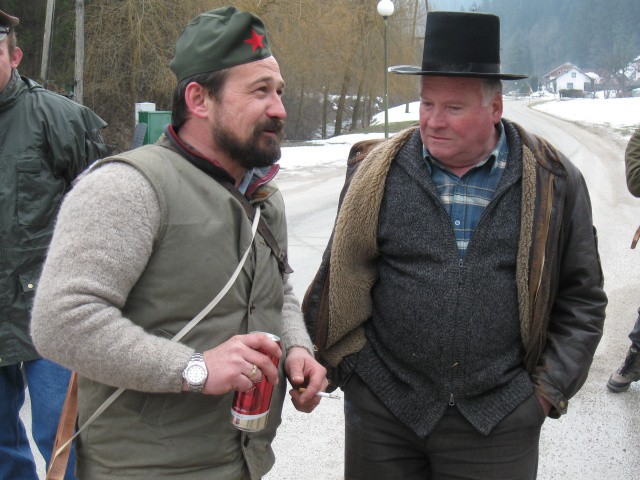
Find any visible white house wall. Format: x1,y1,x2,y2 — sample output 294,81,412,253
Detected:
555,69,593,91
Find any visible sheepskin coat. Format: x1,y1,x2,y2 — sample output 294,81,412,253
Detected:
304,120,606,435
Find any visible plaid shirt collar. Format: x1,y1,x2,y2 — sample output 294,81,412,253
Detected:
421,121,508,257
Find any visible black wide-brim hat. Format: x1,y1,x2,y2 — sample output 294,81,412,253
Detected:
391,11,527,80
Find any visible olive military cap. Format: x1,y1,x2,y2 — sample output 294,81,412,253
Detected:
170,6,272,81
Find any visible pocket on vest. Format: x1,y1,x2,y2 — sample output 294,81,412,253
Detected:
139,394,168,426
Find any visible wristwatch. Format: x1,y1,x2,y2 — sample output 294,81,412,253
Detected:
182,353,208,392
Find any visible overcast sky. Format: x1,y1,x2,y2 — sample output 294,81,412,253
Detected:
430,0,478,12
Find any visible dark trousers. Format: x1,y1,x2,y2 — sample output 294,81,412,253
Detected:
344,374,543,480
628,306,640,349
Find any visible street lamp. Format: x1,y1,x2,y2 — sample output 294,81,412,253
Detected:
377,0,394,138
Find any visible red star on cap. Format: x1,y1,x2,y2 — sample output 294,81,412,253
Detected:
244,28,264,52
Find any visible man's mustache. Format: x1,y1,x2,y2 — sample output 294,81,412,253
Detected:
256,118,284,136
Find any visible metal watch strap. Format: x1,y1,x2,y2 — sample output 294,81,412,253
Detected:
184,353,206,392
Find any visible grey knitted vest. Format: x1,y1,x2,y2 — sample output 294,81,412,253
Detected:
355,126,534,436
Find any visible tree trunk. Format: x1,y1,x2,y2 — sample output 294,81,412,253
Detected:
294,78,305,139
405,0,421,112
350,74,364,131
363,91,373,129
40,0,55,87
127,0,141,103
333,71,350,137
321,85,329,139
74,0,85,104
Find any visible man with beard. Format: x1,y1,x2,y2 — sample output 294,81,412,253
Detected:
30,7,327,480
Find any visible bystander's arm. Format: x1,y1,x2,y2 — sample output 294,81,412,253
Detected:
625,128,640,197
31,162,193,393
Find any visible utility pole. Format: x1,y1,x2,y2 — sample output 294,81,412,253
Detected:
40,0,55,88
75,0,84,104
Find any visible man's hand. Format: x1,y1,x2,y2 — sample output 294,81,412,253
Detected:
183,333,282,395
631,224,640,249
285,347,328,413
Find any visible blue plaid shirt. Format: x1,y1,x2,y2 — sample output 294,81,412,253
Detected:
424,122,508,257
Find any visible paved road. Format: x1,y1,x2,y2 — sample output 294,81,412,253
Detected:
267,99,640,479
24,99,640,479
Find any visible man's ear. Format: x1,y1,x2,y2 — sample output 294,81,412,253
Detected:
490,92,503,123
184,82,211,119
10,46,23,69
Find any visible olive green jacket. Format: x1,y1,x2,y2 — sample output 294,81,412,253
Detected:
625,127,640,196
0,71,107,367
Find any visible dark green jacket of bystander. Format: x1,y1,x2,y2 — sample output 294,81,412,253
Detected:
0,70,108,367
625,127,640,196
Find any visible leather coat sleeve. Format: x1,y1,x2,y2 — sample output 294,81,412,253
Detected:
532,166,607,417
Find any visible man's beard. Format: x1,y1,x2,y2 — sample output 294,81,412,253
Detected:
213,118,285,170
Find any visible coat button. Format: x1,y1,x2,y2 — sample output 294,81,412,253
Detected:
249,303,256,314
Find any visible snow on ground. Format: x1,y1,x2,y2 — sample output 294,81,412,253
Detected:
370,100,421,125
278,97,640,172
531,97,640,132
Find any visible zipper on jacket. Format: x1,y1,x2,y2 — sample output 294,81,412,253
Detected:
449,393,455,406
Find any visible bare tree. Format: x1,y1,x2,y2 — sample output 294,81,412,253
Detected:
77,0,425,149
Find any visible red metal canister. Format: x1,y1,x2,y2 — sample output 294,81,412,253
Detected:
230,332,281,432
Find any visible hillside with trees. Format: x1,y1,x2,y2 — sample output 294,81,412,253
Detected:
3,0,639,150
432,0,640,93
2,0,426,150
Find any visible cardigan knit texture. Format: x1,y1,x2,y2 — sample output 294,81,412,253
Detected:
354,124,533,436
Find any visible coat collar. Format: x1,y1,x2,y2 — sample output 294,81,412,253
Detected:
0,69,24,113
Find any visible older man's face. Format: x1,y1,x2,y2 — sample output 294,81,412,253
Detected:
0,35,21,93
419,76,502,171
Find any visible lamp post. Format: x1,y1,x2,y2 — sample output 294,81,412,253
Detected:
377,0,394,138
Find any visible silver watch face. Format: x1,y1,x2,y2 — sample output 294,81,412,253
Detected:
186,364,207,385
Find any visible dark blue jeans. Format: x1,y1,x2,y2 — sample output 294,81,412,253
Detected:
0,359,76,480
